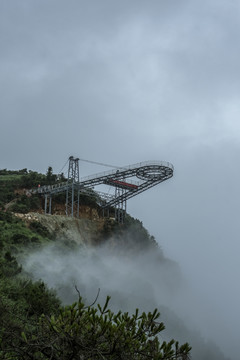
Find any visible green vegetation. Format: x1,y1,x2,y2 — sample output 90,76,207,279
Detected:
0,211,52,254
0,168,191,359
0,167,66,213
9,296,190,360
0,168,49,211
99,214,160,252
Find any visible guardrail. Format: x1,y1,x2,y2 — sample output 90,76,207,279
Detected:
79,160,174,183
31,160,173,195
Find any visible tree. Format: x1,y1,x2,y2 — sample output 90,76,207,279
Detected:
46,166,53,182
13,296,191,360
46,166,57,185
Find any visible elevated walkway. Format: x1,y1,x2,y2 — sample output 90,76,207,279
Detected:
31,159,174,222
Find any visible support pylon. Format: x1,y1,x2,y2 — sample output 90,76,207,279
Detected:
114,186,126,223
66,156,80,217
44,194,52,215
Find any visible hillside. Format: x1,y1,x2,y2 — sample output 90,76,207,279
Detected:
0,168,230,359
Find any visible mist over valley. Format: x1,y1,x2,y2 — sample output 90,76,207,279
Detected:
22,215,231,360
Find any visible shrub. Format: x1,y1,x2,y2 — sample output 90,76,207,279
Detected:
29,221,50,238
11,233,30,245
15,296,191,360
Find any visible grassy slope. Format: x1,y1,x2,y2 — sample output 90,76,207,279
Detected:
0,170,62,356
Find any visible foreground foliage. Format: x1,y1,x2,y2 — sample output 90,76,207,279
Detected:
1,294,191,360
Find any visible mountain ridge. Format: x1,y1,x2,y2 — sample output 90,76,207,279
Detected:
0,168,230,360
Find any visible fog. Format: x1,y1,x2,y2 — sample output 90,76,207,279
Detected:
1,0,240,359
23,237,230,360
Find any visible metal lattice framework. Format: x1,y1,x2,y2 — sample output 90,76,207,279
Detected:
66,156,80,217
33,157,174,222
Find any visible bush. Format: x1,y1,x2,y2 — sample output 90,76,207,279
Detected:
11,233,30,245
0,277,61,355
29,221,50,238
9,195,40,214
9,202,29,214
0,210,17,223
12,296,191,360
0,252,22,277
20,280,61,317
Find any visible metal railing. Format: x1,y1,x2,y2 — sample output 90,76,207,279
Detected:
31,160,174,197
79,160,174,183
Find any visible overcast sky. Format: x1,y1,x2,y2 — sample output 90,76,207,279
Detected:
1,1,240,358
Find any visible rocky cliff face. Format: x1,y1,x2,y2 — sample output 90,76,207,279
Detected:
15,211,107,247
50,203,101,221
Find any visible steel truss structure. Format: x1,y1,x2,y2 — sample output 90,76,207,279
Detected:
33,157,174,222
66,156,80,217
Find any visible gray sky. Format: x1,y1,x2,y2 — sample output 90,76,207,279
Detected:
1,1,240,358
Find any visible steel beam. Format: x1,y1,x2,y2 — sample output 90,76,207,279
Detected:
32,160,174,223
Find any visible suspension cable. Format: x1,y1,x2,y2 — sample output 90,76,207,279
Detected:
58,158,69,175
78,157,120,169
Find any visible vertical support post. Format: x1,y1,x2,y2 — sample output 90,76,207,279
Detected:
114,186,126,223
122,195,126,223
66,187,69,216
71,181,74,217
77,191,80,218
49,196,52,215
115,186,122,223
66,156,80,217
44,195,48,215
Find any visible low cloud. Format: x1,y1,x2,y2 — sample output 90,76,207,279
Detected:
22,236,230,360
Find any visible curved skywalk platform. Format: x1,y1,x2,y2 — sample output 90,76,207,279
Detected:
32,159,174,221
